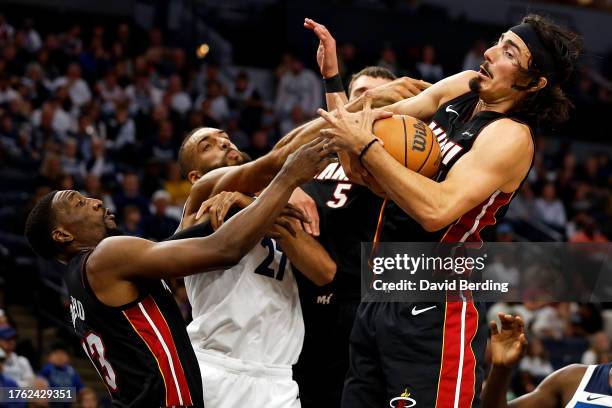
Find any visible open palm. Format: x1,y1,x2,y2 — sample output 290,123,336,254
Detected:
490,313,528,368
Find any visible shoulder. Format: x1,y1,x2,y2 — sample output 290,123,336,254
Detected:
543,364,588,388
478,118,534,155
429,70,478,107
87,236,149,274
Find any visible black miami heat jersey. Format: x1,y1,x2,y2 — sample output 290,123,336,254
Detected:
378,90,532,244
301,163,384,299
65,250,204,407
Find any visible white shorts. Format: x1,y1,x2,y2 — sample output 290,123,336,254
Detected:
195,349,301,408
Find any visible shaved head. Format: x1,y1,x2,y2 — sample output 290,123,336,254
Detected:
178,127,249,184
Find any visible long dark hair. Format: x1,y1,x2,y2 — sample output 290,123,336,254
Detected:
510,14,582,130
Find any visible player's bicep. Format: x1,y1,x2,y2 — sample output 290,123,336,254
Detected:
90,235,234,281
508,365,576,408
439,123,533,221
387,71,474,120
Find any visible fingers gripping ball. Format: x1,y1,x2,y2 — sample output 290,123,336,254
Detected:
372,115,441,178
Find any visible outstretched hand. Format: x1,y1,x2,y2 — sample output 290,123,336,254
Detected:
319,94,392,155
304,18,339,79
489,313,528,368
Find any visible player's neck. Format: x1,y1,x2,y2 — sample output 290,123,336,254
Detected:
472,98,514,118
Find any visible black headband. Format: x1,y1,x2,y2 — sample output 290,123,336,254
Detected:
510,23,557,85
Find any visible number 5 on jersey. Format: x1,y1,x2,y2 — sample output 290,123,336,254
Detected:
327,183,352,208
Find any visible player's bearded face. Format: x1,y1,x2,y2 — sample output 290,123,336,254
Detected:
469,31,532,100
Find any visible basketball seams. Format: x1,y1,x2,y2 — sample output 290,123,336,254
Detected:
416,121,436,174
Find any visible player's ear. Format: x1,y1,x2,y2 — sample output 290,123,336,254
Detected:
52,227,74,244
187,170,202,184
527,76,547,93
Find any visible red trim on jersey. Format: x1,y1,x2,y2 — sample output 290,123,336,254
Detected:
441,191,514,243
435,301,479,408
123,296,193,407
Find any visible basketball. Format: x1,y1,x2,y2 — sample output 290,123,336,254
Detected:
372,115,441,179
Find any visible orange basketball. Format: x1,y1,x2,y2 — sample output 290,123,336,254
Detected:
372,115,441,179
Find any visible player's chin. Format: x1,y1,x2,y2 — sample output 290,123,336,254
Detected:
468,76,484,93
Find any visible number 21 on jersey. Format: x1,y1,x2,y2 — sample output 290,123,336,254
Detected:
255,238,287,280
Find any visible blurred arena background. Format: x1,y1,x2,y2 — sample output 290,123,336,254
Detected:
0,0,610,406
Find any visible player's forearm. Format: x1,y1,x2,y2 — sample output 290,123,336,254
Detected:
326,91,348,111
481,366,513,408
280,230,336,286
213,170,300,262
361,143,449,231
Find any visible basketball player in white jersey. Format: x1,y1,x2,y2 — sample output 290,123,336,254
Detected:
483,313,612,407
176,130,338,407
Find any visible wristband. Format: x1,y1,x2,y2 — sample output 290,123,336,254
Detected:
359,139,379,164
324,74,344,93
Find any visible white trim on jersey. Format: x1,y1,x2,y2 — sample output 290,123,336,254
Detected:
459,190,501,242
565,365,612,407
139,303,185,406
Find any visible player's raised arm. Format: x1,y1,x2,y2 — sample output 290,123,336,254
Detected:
90,139,333,281
482,313,580,408
320,99,533,231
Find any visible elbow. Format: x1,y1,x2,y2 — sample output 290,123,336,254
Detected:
314,263,337,287
419,209,451,233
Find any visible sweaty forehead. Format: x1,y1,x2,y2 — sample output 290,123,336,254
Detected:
350,75,392,95
189,128,227,145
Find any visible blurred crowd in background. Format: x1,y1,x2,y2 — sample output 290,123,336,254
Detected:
0,4,610,406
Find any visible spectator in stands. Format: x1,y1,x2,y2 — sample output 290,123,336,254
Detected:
120,205,144,237
163,162,190,206
247,128,271,159
377,46,399,76
164,74,191,116
415,44,444,83
0,310,8,327
518,338,554,391
31,98,72,139
38,153,63,188
531,303,569,339
582,331,611,365
228,71,263,133
105,102,136,156
144,190,179,241
534,182,567,232
59,137,85,182
81,173,115,213
0,348,25,408
0,326,34,388
569,214,609,243
113,172,150,219
146,119,177,162
126,72,161,117
39,342,84,393
22,18,42,54
274,56,321,117
280,105,306,137
28,376,50,408
53,63,91,108
0,74,20,105
85,138,115,182
462,39,487,71
96,68,125,114
225,115,250,151
0,14,15,44
22,63,51,108
77,387,99,408
506,182,537,221
198,79,230,125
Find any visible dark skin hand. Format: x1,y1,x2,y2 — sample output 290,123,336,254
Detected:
68,139,333,306
196,190,336,286
482,313,597,407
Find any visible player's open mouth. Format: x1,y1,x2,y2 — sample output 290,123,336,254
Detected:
479,65,492,79
104,209,115,220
